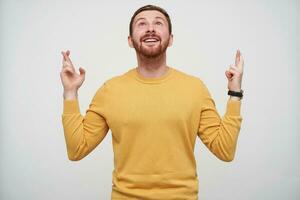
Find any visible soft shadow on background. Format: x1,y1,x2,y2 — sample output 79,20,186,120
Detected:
0,0,299,199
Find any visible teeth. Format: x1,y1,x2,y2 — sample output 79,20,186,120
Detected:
144,38,158,42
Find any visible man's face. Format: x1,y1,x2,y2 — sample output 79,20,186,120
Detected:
128,10,173,58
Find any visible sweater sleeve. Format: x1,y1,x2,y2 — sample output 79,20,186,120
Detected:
197,82,242,162
61,82,110,161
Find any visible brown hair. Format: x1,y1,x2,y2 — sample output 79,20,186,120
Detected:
129,5,172,36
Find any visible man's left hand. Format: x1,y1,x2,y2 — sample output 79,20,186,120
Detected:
225,49,244,91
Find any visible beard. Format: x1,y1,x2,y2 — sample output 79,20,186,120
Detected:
132,34,170,59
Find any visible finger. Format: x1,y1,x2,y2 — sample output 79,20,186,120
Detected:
229,64,243,75
62,60,74,71
61,51,66,61
229,66,243,77
228,68,236,75
61,53,75,72
229,64,238,71
225,70,232,79
61,51,70,64
225,70,235,80
227,69,237,80
62,51,69,61
237,54,244,71
62,50,73,65
235,49,240,66
79,67,86,77
63,60,72,66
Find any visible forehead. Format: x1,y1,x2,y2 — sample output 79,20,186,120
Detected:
133,10,167,22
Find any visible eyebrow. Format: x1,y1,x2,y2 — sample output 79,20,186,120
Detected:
134,16,166,25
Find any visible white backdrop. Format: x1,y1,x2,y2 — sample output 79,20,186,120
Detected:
0,0,299,199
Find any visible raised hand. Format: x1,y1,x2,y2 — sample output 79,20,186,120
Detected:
225,49,244,92
60,50,86,99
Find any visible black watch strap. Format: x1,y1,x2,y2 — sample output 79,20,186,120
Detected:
228,89,243,98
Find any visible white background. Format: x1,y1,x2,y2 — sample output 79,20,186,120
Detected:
0,0,299,199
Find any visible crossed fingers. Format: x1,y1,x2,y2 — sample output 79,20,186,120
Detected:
61,50,75,73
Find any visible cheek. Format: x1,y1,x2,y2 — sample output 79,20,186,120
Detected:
132,31,143,41
157,29,169,38
161,33,170,42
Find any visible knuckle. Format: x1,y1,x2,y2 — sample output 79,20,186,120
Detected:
65,66,73,71
63,61,71,66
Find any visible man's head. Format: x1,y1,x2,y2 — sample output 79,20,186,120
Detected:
128,5,173,58
129,5,172,36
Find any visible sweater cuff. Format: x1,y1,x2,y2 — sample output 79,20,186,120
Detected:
225,99,241,116
63,100,80,114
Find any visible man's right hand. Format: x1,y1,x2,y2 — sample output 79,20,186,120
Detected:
60,50,86,100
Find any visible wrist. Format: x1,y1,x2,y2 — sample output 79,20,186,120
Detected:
228,88,242,92
229,96,242,101
63,90,78,100
228,89,243,100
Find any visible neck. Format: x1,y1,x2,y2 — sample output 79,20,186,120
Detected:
135,52,169,78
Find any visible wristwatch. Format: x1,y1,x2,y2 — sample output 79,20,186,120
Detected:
228,89,244,99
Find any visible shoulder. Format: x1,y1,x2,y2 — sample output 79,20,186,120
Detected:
172,67,208,89
94,69,132,94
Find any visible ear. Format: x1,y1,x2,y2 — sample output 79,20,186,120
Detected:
168,34,174,47
128,35,134,48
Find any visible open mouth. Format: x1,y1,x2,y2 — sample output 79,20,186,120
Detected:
142,37,160,45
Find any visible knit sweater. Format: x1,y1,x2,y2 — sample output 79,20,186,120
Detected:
62,66,242,200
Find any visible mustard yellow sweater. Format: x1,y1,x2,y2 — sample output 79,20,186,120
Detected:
62,67,242,200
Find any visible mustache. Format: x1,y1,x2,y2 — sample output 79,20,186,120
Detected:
140,34,161,42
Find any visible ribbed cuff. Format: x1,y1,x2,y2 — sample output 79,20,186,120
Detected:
225,99,241,116
63,100,80,114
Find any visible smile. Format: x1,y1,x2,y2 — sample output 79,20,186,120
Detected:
142,36,160,44
144,39,159,43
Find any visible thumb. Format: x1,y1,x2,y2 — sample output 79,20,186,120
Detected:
79,67,86,77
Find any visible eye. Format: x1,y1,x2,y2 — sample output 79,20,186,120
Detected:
138,22,146,26
156,21,163,25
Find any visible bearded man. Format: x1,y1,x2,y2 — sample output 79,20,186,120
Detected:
60,4,244,200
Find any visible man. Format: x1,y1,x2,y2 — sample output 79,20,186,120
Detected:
60,4,244,200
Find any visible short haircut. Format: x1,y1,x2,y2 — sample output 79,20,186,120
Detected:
129,5,172,36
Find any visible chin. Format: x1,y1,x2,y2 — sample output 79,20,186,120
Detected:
142,49,163,58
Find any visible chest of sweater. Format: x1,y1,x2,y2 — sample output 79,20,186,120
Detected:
105,83,201,142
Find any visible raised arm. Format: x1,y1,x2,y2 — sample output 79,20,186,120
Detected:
197,86,242,162
197,50,244,162
60,50,109,161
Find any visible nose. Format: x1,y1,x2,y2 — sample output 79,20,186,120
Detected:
146,23,155,33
